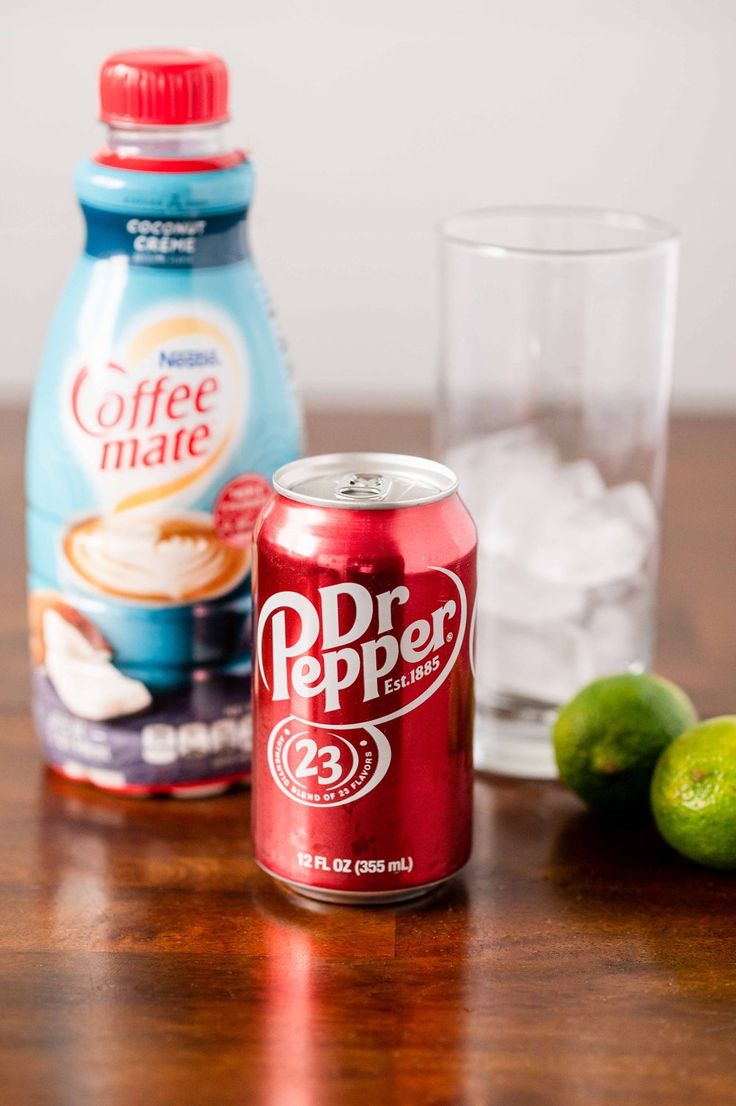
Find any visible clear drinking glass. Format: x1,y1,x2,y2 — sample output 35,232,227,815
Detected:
437,206,679,779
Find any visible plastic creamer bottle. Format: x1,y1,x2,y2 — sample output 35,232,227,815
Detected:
26,50,301,796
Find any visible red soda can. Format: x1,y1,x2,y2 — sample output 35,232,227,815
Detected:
252,453,477,904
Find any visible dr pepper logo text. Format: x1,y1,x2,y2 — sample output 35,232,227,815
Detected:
256,567,468,729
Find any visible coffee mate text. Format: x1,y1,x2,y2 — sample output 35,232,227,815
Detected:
71,362,219,471
257,582,459,712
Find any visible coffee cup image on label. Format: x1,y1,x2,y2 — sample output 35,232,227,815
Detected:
60,509,250,606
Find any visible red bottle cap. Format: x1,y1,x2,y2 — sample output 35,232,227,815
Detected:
99,49,229,127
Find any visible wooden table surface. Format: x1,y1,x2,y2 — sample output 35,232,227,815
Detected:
1,407,735,1106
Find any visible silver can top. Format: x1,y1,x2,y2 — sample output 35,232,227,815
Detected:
273,452,459,509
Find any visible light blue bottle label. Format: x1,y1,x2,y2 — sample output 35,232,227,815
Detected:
27,159,301,793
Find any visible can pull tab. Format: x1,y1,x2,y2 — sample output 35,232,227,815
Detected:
335,472,391,502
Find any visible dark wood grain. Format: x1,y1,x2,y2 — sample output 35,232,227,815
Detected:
1,406,735,1106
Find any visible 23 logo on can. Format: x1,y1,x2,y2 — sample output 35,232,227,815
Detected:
266,717,391,807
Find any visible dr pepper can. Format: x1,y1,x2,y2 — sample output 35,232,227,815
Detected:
252,453,477,904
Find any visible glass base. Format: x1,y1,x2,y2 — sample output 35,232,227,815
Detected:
474,703,558,780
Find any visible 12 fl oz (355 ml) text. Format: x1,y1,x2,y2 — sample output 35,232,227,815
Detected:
296,852,414,875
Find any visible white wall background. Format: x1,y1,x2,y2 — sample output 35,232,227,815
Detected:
2,0,735,409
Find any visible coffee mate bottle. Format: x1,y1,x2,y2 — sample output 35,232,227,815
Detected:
26,50,301,796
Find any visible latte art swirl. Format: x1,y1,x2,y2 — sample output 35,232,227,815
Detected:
64,514,248,603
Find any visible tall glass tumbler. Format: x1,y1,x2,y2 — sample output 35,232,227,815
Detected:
437,207,679,779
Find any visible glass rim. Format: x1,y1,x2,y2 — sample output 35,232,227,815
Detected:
438,204,679,258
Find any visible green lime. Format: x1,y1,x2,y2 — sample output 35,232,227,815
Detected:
651,717,736,869
553,673,697,813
